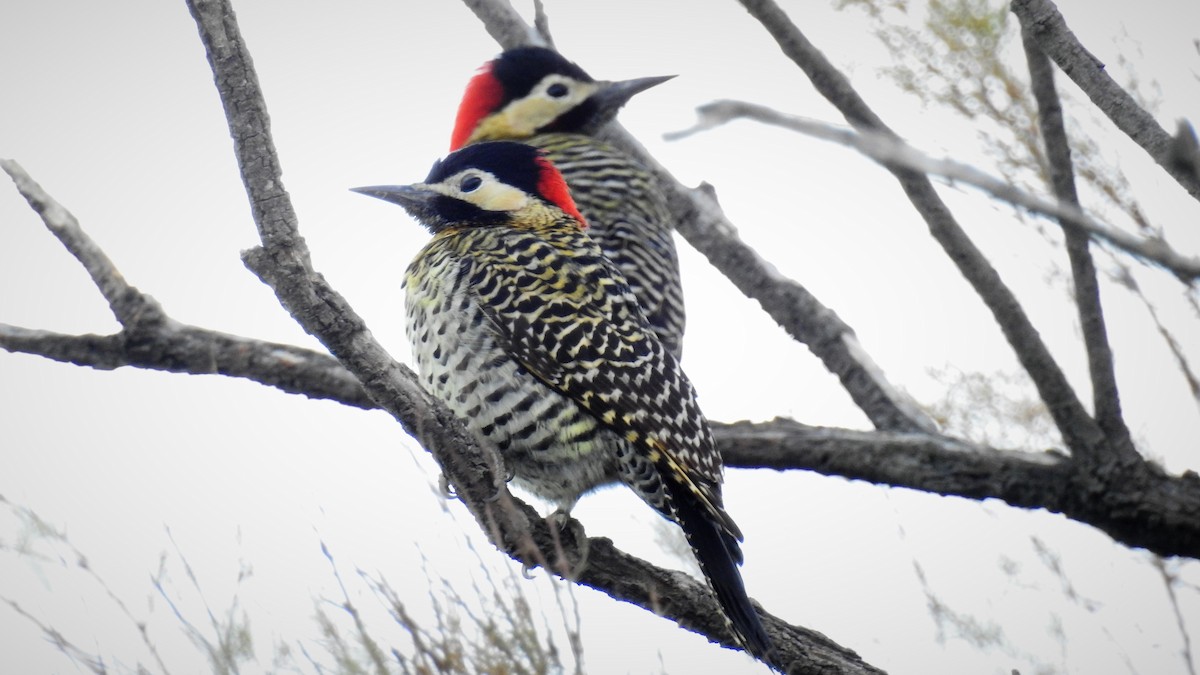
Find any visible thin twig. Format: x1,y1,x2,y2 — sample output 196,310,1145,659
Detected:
666,100,1200,280
1,159,165,328
736,0,1108,462
1021,24,1138,462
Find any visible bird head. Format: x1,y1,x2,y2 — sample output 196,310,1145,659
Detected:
353,141,586,234
449,46,674,150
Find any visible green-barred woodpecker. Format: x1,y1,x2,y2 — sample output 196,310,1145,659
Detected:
450,47,687,360
353,142,774,663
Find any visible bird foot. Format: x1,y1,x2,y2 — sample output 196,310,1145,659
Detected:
545,509,590,580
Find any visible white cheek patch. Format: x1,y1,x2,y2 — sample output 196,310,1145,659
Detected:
496,77,600,134
472,181,529,212
427,171,531,214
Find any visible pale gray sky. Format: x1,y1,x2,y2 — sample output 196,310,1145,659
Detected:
2,1,1198,673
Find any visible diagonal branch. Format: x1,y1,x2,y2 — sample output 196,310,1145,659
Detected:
1,160,165,330
1020,24,1136,459
735,0,1115,466
666,100,1200,280
1011,0,1200,202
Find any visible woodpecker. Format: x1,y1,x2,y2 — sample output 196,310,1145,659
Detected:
449,46,687,360
353,141,774,663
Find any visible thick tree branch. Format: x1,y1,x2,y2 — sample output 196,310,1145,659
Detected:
458,0,937,435
666,100,1200,280
0,321,374,408
735,0,1115,466
183,0,879,670
1010,0,1200,202
1020,25,1136,459
713,419,1200,558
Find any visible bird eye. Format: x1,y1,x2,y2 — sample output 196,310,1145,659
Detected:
460,175,482,192
547,83,569,98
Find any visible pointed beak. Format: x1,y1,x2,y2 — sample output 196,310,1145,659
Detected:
352,183,448,232
591,74,676,114
351,184,435,209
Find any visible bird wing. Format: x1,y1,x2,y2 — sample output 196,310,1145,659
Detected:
460,234,740,539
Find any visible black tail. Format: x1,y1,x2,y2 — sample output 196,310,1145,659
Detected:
666,478,775,665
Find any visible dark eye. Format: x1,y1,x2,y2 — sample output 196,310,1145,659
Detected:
547,83,569,98
460,175,482,192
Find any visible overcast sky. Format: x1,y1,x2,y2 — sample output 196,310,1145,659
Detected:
2,1,1198,674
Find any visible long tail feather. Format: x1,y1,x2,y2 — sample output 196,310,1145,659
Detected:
666,477,775,664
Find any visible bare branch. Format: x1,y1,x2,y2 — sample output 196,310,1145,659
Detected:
1,159,162,328
531,0,554,49
0,321,374,408
735,0,1109,464
1021,24,1137,458
667,100,1200,280
715,419,1200,558
459,0,546,50
1010,0,1200,202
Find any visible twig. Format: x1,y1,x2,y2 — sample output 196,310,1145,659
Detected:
666,100,1200,280
1010,0,1200,202
459,0,547,49
735,0,1108,461
1,159,165,329
1020,24,1138,462
532,0,554,49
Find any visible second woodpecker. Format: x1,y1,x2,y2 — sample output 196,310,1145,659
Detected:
449,46,687,359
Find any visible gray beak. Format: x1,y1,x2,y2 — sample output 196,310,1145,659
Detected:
591,74,676,114
350,184,435,209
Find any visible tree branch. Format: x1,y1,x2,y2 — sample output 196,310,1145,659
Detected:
460,0,547,50
1020,23,1136,459
0,321,375,408
735,0,1113,466
1,159,166,330
665,100,1200,280
1010,0,1200,202
713,419,1200,558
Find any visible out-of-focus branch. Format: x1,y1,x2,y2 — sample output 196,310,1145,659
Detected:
460,0,547,50
735,0,1110,465
1010,0,1200,202
1020,25,1136,460
1168,120,1200,185
666,100,1200,280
